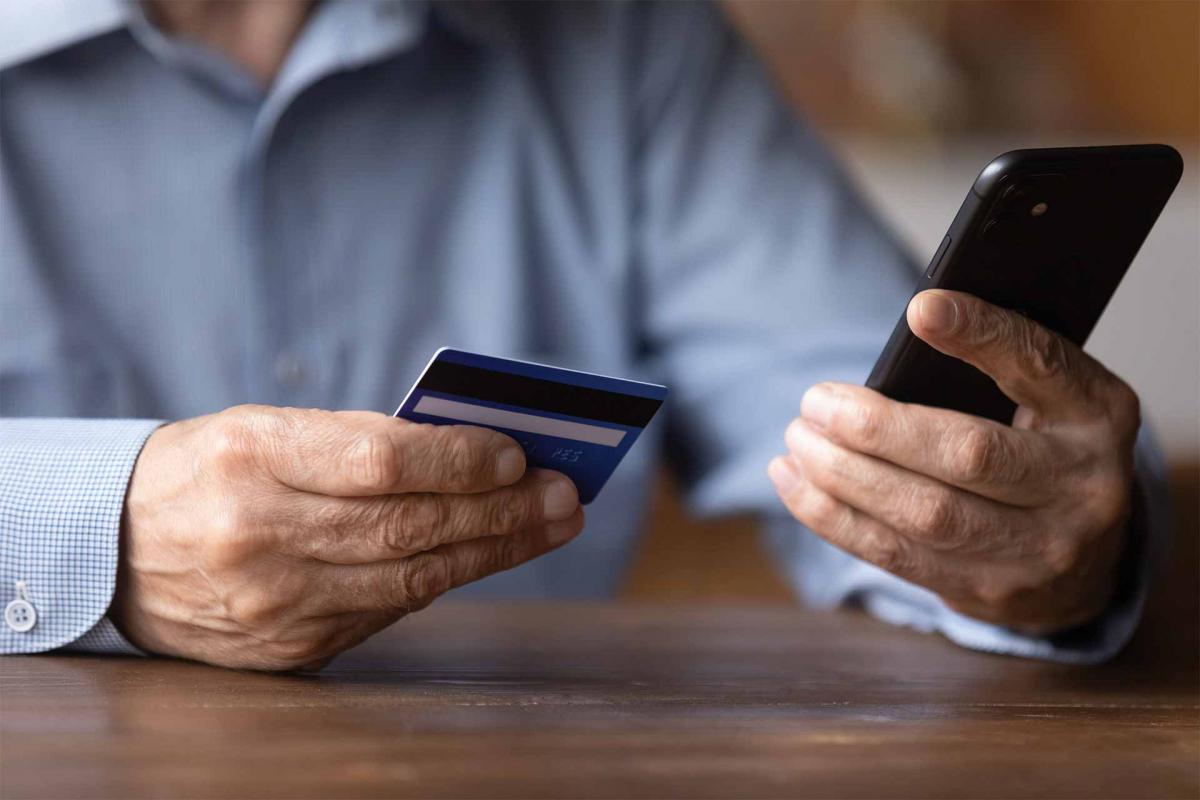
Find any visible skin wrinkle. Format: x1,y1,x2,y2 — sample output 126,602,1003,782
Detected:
286,470,575,566
790,418,1023,556
114,405,584,670
770,289,1139,632
773,457,985,602
96,5,1139,662
816,382,1058,507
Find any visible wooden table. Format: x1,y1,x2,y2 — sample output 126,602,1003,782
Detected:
2,602,1196,799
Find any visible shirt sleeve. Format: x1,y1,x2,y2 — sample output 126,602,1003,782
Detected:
630,3,1169,663
1,418,162,655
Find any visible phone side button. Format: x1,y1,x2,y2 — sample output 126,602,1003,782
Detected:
925,235,952,279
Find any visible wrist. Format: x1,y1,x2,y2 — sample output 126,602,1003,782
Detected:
110,422,177,656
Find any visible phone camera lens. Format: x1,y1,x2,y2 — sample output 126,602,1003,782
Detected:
1030,201,1048,217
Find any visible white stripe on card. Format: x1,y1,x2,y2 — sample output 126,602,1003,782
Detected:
413,395,627,447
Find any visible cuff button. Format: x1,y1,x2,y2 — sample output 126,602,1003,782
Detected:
5,581,37,632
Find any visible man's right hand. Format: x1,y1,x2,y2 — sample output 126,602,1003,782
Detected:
111,405,583,671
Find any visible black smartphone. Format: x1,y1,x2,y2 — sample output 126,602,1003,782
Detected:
866,144,1183,423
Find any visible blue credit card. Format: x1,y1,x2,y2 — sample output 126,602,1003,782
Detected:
395,348,667,504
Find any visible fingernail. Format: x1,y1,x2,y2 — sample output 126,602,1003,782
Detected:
545,519,579,545
494,446,525,484
917,292,958,334
542,477,579,520
767,456,801,495
801,385,836,429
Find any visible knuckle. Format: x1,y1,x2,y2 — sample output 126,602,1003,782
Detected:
814,442,850,481
397,554,452,610
800,487,841,531
976,578,1019,609
204,504,259,568
387,495,446,553
967,304,1004,346
311,497,349,532
447,434,478,479
486,491,530,535
209,408,260,472
1041,537,1082,578
438,428,488,488
924,514,971,551
227,591,279,627
492,531,531,571
346,432,399,492
952,426,1003,483
1024,326,1070,382
1082,476,1132,533
912,490,957,538
871,532,912,575
841,399,886,448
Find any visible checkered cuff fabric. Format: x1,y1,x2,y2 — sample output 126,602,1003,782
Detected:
1,418,162,655
67,615,146,656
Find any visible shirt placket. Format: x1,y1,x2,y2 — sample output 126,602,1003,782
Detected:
235,2,429,407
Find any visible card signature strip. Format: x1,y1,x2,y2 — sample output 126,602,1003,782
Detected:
412,395,628,447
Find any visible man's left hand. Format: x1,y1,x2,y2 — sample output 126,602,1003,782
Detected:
769,289,1140,633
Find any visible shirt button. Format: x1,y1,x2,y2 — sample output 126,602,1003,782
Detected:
273,353,308,387
5,598,36,633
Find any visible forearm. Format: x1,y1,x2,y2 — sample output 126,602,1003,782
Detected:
1,418,162,654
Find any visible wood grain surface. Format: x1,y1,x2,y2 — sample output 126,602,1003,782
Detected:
2,598,1196,800
3,467,1197,799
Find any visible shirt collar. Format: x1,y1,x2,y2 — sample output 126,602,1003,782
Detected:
0,0,512,73
0,0,126,70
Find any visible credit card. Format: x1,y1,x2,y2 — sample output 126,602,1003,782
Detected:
395,348,667,504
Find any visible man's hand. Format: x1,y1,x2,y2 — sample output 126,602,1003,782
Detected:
769,289,1139,633
112,405,583,670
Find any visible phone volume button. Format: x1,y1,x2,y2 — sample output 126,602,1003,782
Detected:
925,235,952,279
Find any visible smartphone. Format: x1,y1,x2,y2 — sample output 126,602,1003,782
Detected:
866,144,1183,423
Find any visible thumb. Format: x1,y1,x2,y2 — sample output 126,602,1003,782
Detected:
906,289,1107,420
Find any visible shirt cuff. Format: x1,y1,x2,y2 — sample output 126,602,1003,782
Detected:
65,615,146,656
766,427,1170,664
1,418,162,655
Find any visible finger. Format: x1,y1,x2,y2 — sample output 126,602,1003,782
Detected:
799,382,1060,505
785,419,1033,557
906,290,1113,420
239,407,526,496
289,469,580,564
768,456,978,600
330,508,586,613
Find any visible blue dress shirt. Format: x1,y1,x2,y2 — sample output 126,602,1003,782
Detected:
0,0,1168,662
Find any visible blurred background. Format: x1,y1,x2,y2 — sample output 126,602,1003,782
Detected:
623,1,1200,614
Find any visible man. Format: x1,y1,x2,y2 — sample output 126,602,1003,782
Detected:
0,0,1166,670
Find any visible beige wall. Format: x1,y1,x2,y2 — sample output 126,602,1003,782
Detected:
626,1,1199,602
833,137,1199,463
727,1,1200,463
